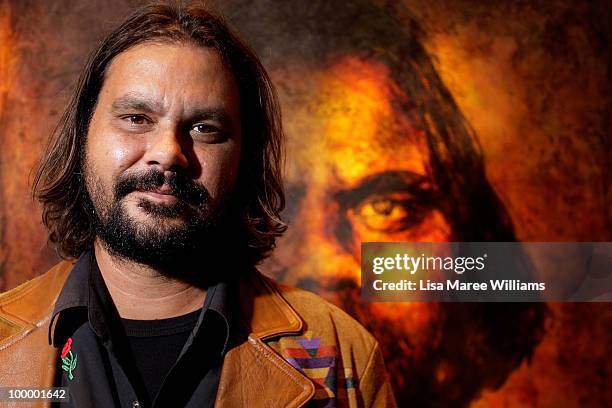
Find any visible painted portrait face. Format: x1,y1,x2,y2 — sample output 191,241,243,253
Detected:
260,56,454,391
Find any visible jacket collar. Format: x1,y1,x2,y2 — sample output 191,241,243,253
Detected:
237,267,304,340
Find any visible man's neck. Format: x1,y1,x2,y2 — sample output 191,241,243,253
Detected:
94,241,206,320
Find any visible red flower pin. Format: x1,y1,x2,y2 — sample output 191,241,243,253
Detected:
60,337,77,380
61,337,72,359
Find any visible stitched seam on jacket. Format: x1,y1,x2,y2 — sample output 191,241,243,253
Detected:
359,340,379,386
248,336,310,387
0,314,50,350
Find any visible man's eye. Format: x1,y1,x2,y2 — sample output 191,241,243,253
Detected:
354,195,427,233
190,124,226,143
123,115,150,125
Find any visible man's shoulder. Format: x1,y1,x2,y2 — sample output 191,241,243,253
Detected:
0,261,73,344
258,273,378,359
276,280,376,343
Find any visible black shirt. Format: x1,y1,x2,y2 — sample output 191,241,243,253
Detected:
49,250,233,408
122,308,202,404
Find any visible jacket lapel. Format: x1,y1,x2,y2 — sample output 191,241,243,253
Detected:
0,261,73,408
214,270,315,407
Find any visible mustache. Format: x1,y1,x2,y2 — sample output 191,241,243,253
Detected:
114,169,208,206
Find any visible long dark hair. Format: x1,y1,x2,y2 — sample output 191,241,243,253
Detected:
32,2,286,264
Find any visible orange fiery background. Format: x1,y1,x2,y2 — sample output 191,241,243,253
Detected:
0,0,610,407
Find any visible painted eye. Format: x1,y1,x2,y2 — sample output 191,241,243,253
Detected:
192,123,219,134
355,194,427,232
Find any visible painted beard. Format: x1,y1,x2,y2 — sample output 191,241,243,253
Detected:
84,167,222,271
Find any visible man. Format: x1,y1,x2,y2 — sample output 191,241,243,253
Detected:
213,1,548,406
0,3,396,408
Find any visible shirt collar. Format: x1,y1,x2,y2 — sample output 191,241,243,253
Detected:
48,251,93,347
49,249,233,356
50,251,92,318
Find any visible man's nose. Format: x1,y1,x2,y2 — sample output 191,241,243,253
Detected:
268,201,359,292
144,126,190,171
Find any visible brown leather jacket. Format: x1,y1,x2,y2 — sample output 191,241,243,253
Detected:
0,261,397,407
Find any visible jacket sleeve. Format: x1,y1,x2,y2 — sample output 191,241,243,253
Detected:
359,341,398,408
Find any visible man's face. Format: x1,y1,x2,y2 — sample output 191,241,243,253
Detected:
83,42,241,265
261,57,452,388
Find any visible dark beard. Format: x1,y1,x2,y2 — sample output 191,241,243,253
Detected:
85,168,223,276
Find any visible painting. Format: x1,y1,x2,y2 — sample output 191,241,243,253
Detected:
0,1,609,406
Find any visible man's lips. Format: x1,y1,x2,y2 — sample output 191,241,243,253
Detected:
135,189,179,204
